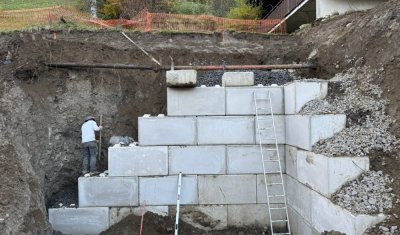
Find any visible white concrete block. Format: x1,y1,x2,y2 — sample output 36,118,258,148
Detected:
108,146,168,176
284,81,328,114
255,115,286,144
227,145,285,174
222,72,254,87
328,156,369,194
286,115,346,150
167,87,225,116
49,207,109,235
109,206,168,226
288,206,314,235
355,214,386,235
227,204,286,228
169,146,226,174
198,175,256,204
166,70,197,87
139,176,198,205
197,116,255,145
79,177,138,207
138,116,196,146
169,205,228,231
285,145,297,178
257,174,287,204
297,151,329,195
286,176,312,222
226,87,284,115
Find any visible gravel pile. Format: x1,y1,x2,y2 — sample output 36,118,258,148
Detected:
198,70,293,86
301,66,397,156
333,171,395,214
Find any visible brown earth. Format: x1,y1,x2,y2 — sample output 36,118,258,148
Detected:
1,0,400,233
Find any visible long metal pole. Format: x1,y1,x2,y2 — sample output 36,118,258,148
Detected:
46,63,316,70
175,173,182,235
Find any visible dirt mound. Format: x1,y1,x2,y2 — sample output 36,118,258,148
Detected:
101,212,265,235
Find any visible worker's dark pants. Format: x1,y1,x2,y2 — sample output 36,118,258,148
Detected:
82,141,97,172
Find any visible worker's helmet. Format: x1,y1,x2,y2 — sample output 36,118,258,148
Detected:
85,116,95,122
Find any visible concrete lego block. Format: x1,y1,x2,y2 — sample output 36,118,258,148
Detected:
288,206,314,235
169,205,228,231
227,145,285,174
139,176,198,205
285,145,298,178
286,176,312,222
167,87,225,116
310,190,385,235
166,70,197,87
227,204,286,228
284,81,328,114
257,174,287,204
49,207,109,235
297,151,329,195
138,116,196,146
169,146,226,175
110,206,168,226
197,116,255,145
286,115,346,150
222,72,254,87
198,175,256,204
310,115,346,145
79,177,138,207
255,115,286,144
226,87,284,115
108,146,168,176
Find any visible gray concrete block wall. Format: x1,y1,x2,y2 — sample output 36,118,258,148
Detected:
227,145,285,174
138,116,196,146
49,207,109,235
139,175,198,205
197,116,255,145
108,146,168,176
169,146,226,175
255,115,286,144
198,175,256,204
257,174,287,204
167,87,225,116
226,86,284,115
79,177,138,207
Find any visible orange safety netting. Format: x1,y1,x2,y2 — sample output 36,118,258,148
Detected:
0,7,286,34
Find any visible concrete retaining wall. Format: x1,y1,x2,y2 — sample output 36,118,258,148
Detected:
284,81,328,114
49,207,109,235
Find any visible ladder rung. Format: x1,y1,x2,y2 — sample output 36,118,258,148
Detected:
270,206,287,210
268,194,285,198
264,159,280,162
271,219,289,223
255,97,270,101
265,171,282,174
262,148,277,151
256,107,270,111
257,117,273,120
267,182,284,186
258,127,273,130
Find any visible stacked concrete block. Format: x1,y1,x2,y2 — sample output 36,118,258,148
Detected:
255,115,286,144
286,148,369,197
287,206,317,235
257,174,287,204
198,175,256,204
287,176,312,222
284,81,328,114
167,87,225,116
222,72,254,87
79,177,138,207
226,86,284,115
169,146,226,174
227,145,285,174
285,114,346,150
109,206,168,226
108,146,168,176
166,70,197,87
197,116,255,145
49,207,109,235
138,116,196,146
139,175,198,205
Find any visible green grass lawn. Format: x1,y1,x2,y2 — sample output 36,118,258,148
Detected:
0,0,75,10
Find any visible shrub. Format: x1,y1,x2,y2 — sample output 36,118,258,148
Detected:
170,0,211,15
99,0,121,19
226,0,261,19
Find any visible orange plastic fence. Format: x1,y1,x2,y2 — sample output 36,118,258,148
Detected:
0,7,286,34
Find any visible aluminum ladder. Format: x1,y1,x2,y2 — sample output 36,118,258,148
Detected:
253,91,291,235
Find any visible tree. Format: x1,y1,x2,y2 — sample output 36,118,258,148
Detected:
226,0,262,19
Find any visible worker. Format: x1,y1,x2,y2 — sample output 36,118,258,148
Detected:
81,116,102,175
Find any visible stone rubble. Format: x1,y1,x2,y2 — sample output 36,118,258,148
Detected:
301,66,397,156
333,171,395,214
